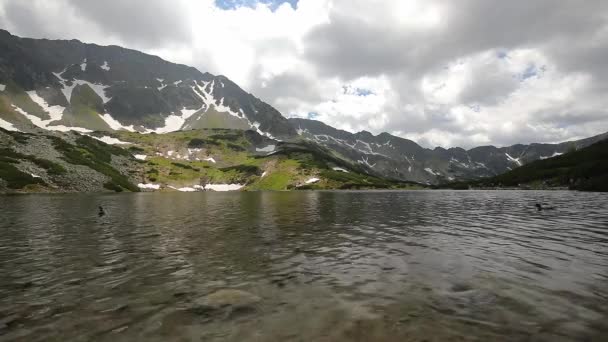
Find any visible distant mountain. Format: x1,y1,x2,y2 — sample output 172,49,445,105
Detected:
441,139,608,192
0,30,295,139
290,118,608,184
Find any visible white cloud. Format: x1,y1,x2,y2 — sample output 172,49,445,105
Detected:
1,0,608,148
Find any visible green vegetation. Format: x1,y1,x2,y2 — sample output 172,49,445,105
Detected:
441,139,608,192
0,162,46,189
251,171,291,190
0,127,31,144
109,129,426,191
50,135,138,192
57,85,112,131
103,181,124,192
188,138,221,148
3,82,49,119
0,147,66,175
219,164,260,175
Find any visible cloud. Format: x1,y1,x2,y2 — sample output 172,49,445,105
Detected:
1,0,608,148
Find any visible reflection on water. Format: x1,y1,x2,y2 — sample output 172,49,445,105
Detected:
1,190,607,341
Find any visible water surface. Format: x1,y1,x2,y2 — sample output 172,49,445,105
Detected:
1,190,607,341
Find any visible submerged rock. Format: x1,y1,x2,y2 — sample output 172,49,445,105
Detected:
188,289,262,320
199,289,261,309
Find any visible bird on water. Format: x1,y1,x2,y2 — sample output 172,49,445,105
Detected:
535,203,555,211
98,206,106,217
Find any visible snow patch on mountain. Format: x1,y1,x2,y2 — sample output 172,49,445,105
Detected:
12,104,91,133
148,105,204,134
138,183,160,190
99,114,136,132
100,61,110,71
505,153,522,166
305,177,320,184
215,97,243,119
332,167,349,173
424,168,440,176
203,157,216,163
26,91,65,122
194,80,278,139
134,154,147,160
0,118,20,132
156,78,167,91
205,184,243,191
166,184,243,192
53,71,112,103
256,145,276,153
90,135,130,145
80,59,87,71
540,152,563,160
0,84,5,91
358,156,376,168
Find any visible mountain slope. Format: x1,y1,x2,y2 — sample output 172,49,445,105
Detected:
441,139,608,192
0,127,421,193
0,128,139,192
2,29,607,188
0,30,295,139
290,118,608,184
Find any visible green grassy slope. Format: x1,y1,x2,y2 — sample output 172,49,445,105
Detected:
110,129,423,191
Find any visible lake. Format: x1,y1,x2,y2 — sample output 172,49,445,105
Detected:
1,190,607,341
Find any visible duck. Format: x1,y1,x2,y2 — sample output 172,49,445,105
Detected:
98,206,106,217
535,203,555,211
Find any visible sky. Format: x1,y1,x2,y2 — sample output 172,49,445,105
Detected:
1,0,608,148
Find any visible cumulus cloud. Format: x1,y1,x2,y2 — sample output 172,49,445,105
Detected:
1,0,607,148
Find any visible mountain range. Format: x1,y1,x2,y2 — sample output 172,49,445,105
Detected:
1,29,607,189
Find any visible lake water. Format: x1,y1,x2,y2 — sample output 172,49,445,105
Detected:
1,190,607,341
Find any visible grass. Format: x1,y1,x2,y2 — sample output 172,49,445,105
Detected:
107,128,425,191
58,85,112,131
0,161,46,189
249,171,292,190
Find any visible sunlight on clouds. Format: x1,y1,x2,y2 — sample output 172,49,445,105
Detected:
3,0,608,148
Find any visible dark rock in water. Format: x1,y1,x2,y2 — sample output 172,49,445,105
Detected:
14,281,34,290
450,283,473,293
0,314,20,330
189,304,218,317
189,289,261,319
98,206,105,217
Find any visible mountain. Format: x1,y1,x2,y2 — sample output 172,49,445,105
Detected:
290,118,608,184
1,30,607,191
0,127,421,193
440,138,608,192
0,29,295,139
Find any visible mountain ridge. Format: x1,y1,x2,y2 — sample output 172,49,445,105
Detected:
1,29,607,187
0,29,296,139
289,117,608,184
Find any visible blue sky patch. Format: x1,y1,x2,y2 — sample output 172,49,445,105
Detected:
521,64,538,80
215,0,298,11
342,86,374,96
307,112,319,119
